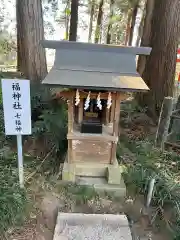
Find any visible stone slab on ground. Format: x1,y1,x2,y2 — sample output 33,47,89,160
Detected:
76,176,126,197
53,213,132,240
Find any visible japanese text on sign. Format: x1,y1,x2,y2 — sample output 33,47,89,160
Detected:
12,83,22,132
1,79,32,135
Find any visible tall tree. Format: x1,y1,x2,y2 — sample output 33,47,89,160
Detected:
124,9,132,45
137,0,154,75
65,0,71,40
88,0,95,42
135,2,146,47
94,0,104,43
106,0,114,44
128,1,139,45
16,0,47,82
69,0,79,41
137,0,180,119
124,0,140,46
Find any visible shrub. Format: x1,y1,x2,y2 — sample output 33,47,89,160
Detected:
32,100,67,154
30,84,68,174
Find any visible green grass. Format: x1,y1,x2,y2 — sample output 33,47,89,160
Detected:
0,154,27,234
118,135,180,238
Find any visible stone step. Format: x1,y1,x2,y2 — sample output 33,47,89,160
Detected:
75,162,108,177
76,176,126,197
53,213,132,240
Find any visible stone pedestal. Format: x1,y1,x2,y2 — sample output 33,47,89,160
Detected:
62,158,126,198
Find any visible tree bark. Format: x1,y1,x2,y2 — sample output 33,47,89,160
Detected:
155,97,174,148
137,0,180,119
128,2,139,46
137,0,154,75
124,10,132,46
65,0,70,40
16,1,24,73
94,0,104,44
135,12,144,47
16,0,47,82
135,0,146,47
88,0,95,42
69,0,79,41
106,0,114,44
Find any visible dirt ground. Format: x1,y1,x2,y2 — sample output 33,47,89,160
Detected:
5,175,171,240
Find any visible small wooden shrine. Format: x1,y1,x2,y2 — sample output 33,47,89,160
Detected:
42,40,151,195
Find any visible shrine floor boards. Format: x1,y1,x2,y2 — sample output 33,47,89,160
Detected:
53,213,132,240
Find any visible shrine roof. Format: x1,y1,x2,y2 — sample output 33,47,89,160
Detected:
41,40,151,92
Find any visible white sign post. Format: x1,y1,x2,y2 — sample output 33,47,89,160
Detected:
1,79,32,188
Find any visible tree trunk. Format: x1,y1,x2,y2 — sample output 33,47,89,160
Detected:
16,2,24,73
16,0,47,82
106,0,114,44
137,0,154,75
135,1,146,47
88,0,95,42
65,0,70,40
137,0,180,119
94,0,104,44
135,13,144,47
69,0,79,41
124,10,132,46
128,2,139,46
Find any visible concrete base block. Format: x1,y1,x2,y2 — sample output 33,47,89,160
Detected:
76,176,126,198
107,165,123,185
94,178,126,198
61,161,126,197
62,162,76,182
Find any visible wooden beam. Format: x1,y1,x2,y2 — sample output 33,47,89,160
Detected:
67,132,118,142
56,90,126,100
110,92,121,164
78,100,84,124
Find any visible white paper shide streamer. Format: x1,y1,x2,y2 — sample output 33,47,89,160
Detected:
84,91,91,110
75,89,80,106
97,92,102,110
107,92,112,109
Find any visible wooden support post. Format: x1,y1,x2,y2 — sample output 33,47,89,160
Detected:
110,99,115,123
67,96,74,163
113,93,121,136
78,100,83,124
110,92,121,164
155,97,174,150
105,108,110,125
68,140,73,163
67,97,74,133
